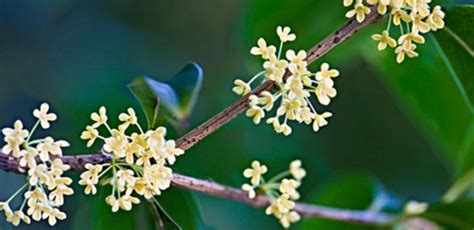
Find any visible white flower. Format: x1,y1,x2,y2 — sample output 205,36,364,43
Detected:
279,179,300,200
426,6,445,31
286,50,307,67
232,79,251,96
0,202,13,217
343,0,353,7
279,123,293,136
243,161,268,185
2,120,29,156
395,44,418,63
119,108,138,131
315,80,337,105
316,63,340,83
43,208,66,226
250,38,277,59
277,26,296,42
313,112,332,132
242,183,256,199
258,91,275,111
33,103,57,129
246,95,265,124
90,106,108,128
279,211,300,228
81,126,99,147
118,194,140,211
49,181,74,205
371,31,397,51
106,195,120,212
7,210,30,226
290,160,306,181
275,194,295,213
345,3,371,23
36,137,69,161
103,130,127,158
263,56,288,83
19,148,37,169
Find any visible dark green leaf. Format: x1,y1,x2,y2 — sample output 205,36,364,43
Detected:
422,200,474,230
72,187,155,230
154,187,206,230
300,174,400,230
128,62,203,130
432,4,474,174
365,7,473,173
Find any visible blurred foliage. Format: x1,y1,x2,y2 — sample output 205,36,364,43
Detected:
129,62,203,131
301,174,400,230
0,0,473,229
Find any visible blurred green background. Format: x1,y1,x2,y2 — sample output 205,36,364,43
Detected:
0,0,473,229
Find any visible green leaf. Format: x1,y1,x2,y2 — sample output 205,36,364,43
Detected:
300,174,400,230
364,5,474,174
443,167,474,202
128,62,203,130
432,4,474,174
149,199,182,230
422,200,474,229
154,187,206,230
72,188,155,230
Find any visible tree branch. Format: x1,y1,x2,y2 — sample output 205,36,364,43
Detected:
0,153,393,225
0,7,389,226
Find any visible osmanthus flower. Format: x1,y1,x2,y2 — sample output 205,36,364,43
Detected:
241,159,307,228
345,2,371,23
233,26,339,136
79,106,185,213
33,103,57,129
0,103,73,226
342,0,445,63
277,26,296,43
371,31,397,51
250,38,277,60
2,120,29,156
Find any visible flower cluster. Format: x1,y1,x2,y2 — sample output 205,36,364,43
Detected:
343,0,445,63
241,160,306,228
0,103,73,226
79,107,184,212
233,26,339,136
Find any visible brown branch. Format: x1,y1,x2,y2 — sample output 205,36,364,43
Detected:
0,7,389,226
0,153,393,225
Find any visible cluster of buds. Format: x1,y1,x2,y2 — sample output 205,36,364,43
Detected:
0,103,73,226
343,0,445,63
79,107,184,212
241,160,306,228
233,26,339,136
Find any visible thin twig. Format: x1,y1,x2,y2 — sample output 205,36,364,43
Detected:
0,153,393,225
0,6,388,226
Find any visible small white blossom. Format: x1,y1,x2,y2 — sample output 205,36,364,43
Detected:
277,26,296,42
279,179,300,200
90,106,108,128
243,161,268,185
289,160,306,181
2,120,29,156
241,183,256,199
33,103,57,129
232,79,251,96
250,38,276,59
